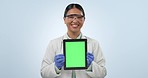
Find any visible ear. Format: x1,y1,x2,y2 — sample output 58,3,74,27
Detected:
82,17,85,23
63,17,66,24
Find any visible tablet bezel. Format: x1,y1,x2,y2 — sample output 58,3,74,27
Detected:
63,39,87,70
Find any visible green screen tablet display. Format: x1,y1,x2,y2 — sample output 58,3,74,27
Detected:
63,39,87,70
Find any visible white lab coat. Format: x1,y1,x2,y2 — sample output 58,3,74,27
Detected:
41,33,107,78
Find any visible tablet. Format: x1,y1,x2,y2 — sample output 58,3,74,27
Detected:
63,39,87,70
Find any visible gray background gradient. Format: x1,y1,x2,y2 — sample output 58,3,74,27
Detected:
0,0,148,78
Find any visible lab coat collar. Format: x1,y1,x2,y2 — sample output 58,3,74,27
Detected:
63,33,87,39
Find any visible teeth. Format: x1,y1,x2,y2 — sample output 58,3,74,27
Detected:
72,25,78,27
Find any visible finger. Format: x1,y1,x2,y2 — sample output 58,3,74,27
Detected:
57,54,64,56
87,52,92,55
87,54,93,58
87,53,91,57
88,56,94,62
61,62,65,65
87,53,93,57
87,59,89,62
55,55,64,59
55,54,64,57
87,59,90,66
57,58,65,63
88,55,94,59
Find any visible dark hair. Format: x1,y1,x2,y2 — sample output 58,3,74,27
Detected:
64,3,85,18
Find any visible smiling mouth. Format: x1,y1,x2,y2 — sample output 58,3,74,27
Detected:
71,24,79,28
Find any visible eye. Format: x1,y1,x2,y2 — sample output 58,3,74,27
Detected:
68,16,74,18
77,16,83,19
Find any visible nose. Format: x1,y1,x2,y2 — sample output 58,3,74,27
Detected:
72,16,79,21
72,18,78,23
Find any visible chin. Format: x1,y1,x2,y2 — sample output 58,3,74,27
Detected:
71,30,80,33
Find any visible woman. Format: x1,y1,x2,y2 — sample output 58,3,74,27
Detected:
41,3,107,78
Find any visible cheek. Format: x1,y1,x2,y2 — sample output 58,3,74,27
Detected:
64,20,71,25
80,22,84,26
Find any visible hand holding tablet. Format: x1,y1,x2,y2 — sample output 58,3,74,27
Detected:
87,52,94,67
54,54,65,69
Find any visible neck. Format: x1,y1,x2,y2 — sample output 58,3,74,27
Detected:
67,31,80,39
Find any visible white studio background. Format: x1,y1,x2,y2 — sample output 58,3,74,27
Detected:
0,0,148,78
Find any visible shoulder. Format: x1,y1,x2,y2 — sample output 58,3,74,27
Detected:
46,36,64,50
48,36,64,45
86,36,99,44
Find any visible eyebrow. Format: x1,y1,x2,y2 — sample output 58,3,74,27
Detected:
66,14,84,17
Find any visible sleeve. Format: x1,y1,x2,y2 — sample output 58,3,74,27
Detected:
40,40,62,78
86,40,107,78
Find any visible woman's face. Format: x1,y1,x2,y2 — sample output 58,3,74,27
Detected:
64,8,85,34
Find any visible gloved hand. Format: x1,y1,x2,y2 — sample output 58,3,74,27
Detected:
87,52,94,67
54,54,65,69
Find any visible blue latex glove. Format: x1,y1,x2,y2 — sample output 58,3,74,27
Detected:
54,54,65,69
87,52,94,67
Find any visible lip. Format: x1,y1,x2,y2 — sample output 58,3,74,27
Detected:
71,24,79,28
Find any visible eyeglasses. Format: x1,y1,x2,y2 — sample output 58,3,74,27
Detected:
65,14,84,21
